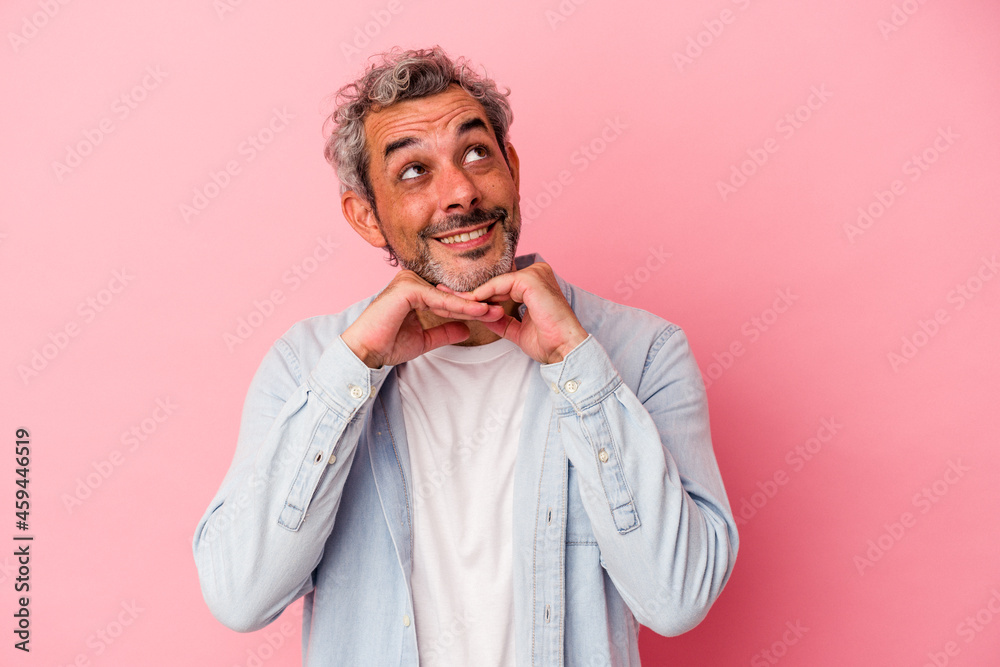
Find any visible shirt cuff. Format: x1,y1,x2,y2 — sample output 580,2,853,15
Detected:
539,334,623,414
306,334,392,417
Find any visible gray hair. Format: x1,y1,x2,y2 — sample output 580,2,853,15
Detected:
323,46,514,207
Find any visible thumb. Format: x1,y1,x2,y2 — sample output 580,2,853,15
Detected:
421,321,472,352
480,315,519,342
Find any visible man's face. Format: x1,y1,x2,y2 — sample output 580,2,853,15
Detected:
355,84,521,293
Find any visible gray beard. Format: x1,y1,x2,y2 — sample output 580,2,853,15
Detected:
382,207,521,293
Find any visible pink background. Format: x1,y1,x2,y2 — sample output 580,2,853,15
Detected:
3,0,999,665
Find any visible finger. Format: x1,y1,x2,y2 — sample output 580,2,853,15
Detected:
429,307,457,319
450,290,511,304
414,287,492,316
475,305,507,322
436,284,490,304
417,284,509,319
421,321,471,350
479,313,522,343
469,272,526,303
428,307,486,320
428,303,506,321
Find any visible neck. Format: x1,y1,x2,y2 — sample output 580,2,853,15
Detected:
416,298,519,346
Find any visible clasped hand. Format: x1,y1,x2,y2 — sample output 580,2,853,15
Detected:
341,262,588,369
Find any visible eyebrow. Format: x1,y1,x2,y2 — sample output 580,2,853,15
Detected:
456,117,489,136
382,117,491,162
383,136,417,161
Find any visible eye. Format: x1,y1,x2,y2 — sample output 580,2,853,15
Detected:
465,145,488,163
400,164,426,181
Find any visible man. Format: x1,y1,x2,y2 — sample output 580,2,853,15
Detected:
193,46,738,666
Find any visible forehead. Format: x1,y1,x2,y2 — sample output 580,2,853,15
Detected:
364,85,491,158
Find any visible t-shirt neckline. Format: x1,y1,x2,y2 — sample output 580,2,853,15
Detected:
423,336,521,364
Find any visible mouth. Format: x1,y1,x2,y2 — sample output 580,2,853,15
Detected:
432,219,498,249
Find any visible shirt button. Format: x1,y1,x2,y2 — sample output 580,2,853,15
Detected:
349,384,364,399
598,448,609,463
564,379,579,393
402,614,411,627
328,453,337,465
370,385,377,398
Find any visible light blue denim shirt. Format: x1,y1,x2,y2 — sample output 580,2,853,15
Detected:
193,252,739,666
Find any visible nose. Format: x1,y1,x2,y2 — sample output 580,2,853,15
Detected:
436,161,480,213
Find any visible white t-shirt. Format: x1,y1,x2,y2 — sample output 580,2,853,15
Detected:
397,336,533,666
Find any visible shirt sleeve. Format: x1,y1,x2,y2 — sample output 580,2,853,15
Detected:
192,333,392,632
538,328,738,637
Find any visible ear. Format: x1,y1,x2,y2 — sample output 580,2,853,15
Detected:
506,142,520,192
342,190,387,249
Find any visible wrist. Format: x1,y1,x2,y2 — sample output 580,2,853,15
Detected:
340,332,382,369
548,328,589,364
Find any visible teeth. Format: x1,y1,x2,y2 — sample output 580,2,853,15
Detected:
439,224,490,244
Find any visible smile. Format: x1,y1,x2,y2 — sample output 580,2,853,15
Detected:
435,220,496,246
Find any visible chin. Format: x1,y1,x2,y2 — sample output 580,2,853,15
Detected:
403,216,519,292
437,258,512,292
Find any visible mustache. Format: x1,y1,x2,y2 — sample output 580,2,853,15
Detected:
421,207,507,238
